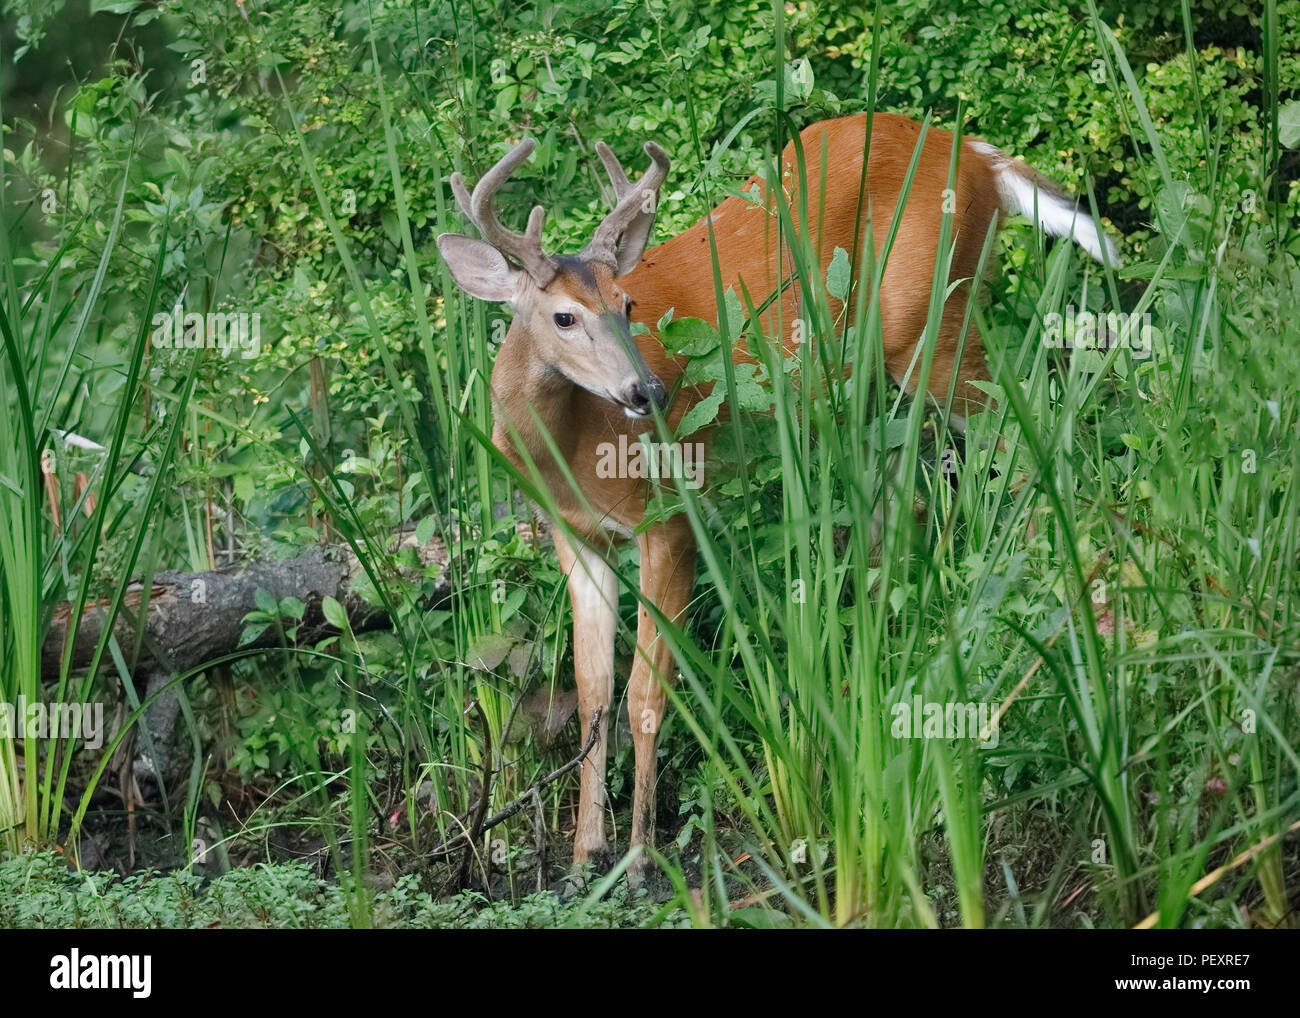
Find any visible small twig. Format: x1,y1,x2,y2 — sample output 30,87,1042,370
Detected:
428,708,602,861
532,787,546,894
458,700,495,887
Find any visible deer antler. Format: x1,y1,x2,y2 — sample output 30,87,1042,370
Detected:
450,139,558,288
586,141,671,273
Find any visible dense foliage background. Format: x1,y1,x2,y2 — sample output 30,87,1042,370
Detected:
1,0,1298,928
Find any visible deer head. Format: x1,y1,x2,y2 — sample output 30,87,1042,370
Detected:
437,138,671,417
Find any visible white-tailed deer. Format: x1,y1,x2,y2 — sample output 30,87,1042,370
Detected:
437,113,1118,868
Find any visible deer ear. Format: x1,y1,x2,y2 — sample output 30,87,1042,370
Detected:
437,234,522,303
613,209,657,277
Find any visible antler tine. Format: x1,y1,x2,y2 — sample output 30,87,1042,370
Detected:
587,141,671,268
595,141,632,194
451,138,557,287
449,172,475,222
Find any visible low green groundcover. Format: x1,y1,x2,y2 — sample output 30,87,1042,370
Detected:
0,853,688,930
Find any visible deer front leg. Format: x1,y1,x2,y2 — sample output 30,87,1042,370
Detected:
628,514,696,865
553,530,620,865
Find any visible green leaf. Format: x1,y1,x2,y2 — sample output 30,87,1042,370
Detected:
676,390,725,438
238,622,269,648
661,317,720,357
321,596,349,631
254,587,278,616
865,419,910,451
789,58,814,102
827,246,851,301
468,632,514,672
721,287,745,337
1280,101,1300,149
730,364,771,413
500,584,527,624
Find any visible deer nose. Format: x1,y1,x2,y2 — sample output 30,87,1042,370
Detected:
622,375,667,416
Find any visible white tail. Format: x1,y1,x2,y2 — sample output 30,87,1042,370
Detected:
970,140,1120,265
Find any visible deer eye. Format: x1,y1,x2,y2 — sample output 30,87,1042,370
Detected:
553,312,576,329
624,297,634,316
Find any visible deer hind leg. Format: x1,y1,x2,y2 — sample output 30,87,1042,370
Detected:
870,313,994,556
627,514,696,867
888,310,994,430
933,318,993,432
915,314,1021,469
553,530,620,865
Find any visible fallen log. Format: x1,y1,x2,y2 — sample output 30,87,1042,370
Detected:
36,524,575,797
41,533,451,681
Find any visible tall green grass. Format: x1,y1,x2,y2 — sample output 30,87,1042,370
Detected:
0,104,203,852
